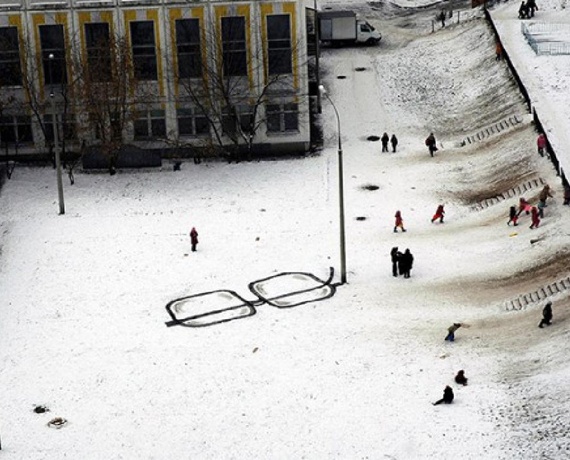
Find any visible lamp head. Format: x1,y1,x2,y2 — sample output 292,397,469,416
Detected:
318,84,326,95
48,53,54,60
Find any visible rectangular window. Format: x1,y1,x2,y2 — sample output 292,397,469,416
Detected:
84,22,111,82
221,17,247,77
0,27,22,86
134,110,166,140
175,19,202,79
177,108,209,137
44,113,76,142
0,115,33,144
267,15,292,75
266,103,298,133
222,105,254,135
130,21,157,80
39,24,66,85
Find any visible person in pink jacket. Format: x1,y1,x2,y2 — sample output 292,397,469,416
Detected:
537,133,547,157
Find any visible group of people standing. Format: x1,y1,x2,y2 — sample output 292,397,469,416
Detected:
381,133,399,153
390,247,414,278
518,0,538,18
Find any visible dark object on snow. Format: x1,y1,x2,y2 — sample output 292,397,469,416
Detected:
538,302,553,328
519,1,529,18
381,132,389,152
425,133,437,157
445,323,462,342
173,161,182,171
391,247,400,277
455,370,468,386
400,249,414,278
34,405,49,414
433,385,454,405
390,134,398,152
190,227,199,252
508,205,518,226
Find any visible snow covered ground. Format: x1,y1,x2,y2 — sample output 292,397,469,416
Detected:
1,1,570,459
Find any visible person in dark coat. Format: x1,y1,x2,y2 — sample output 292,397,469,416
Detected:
455,370,468,386
508,205,518,226
397,250,406,277
401,249,414,278
563,186,570,205
526,0,537,17
518,1,528,18
390,247,400,277
433,386,454,405
445,323,462,342
190,227,199,252
538,301,553,328
390,134,398,153
425,133,437,157
381,132,389,152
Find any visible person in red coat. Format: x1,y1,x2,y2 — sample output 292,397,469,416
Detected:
529,207,540,229
431,204,445,223
537,133,547,157
190,227,199,251
394,210,406,233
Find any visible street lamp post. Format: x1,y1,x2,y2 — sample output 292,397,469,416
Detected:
48,53,65,215
319,85,347,284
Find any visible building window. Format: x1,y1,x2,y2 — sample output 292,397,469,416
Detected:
134,110,166,139
267,15,292,75
44,113,76,142
175,19,202,79
221,17,247,77
0,27,22,86
84,22,111,82
266,103,298,133
177,108,209,137
130,21,157,80
0,116,33,144
222,105,254,135
40,24,67,85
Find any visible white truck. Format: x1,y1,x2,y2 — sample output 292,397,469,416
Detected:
318,10,381,46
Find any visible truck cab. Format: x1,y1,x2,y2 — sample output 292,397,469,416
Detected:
357,20,381,45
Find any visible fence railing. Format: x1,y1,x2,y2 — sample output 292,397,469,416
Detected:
521,22,570,55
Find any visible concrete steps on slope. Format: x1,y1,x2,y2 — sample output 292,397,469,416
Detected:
470,177,546,211
504,275,570,311
460,114,525,147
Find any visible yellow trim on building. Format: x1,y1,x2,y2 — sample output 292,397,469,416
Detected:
283,3,298,90
146,9,164,97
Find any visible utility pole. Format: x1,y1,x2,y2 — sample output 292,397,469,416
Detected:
48,53,65,215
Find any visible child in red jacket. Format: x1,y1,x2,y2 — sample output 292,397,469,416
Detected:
529,207,540,229
431,205,445,223
394,210,406,233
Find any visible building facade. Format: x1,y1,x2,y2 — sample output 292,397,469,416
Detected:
0,0,312,166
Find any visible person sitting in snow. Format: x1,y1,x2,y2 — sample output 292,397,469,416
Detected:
433,386,454,405
455,370,468,386
445,323,462,342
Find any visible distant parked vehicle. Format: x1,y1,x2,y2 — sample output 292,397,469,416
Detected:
318,10,381,46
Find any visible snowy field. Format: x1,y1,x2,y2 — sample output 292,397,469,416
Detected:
1,1,570,459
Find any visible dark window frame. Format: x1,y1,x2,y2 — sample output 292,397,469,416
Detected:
39,24,67,85
134,109,166,140
0,115,33,144
175,18,202,79
221,16,247,77
130,21,157,81
267,15,292,75
266,103,298,133
84,22,112,82
0,27,22,86
177,108,209,137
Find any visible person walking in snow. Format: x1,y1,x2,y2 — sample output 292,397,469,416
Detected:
508,205,519,226
431,204,445,223
455,370,468,386
495,41,503,61
537,133,547,157
538,184,553,208
394,210,407,233
391,247,400,277
381,132,390,152
538,301,553,328
390,134,398,153
526,0,537,17
445,323,462,342
433,386,454,405
190,227,199,251
401,249,414,278
529,206,540,229
518,1,529,18
425,132,438,157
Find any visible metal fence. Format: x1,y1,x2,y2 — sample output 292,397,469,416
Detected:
522,22,570,55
